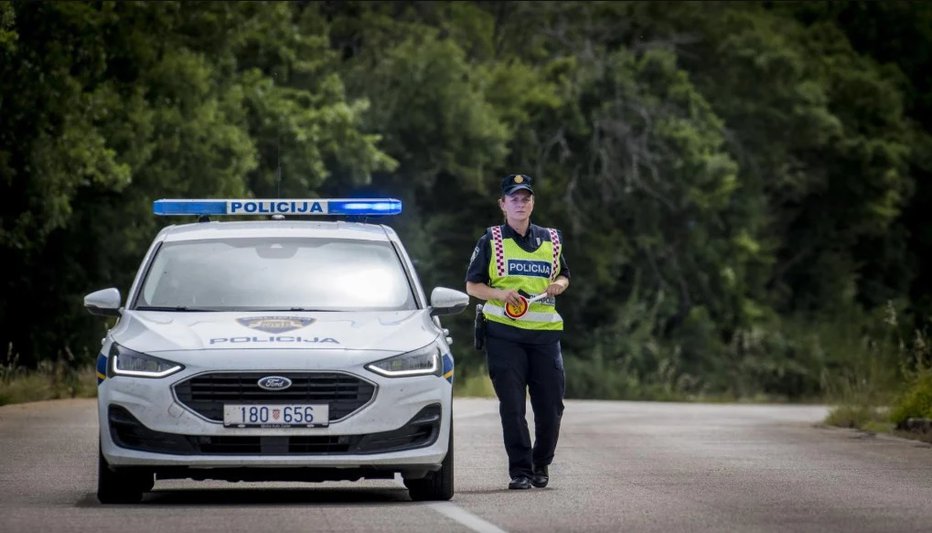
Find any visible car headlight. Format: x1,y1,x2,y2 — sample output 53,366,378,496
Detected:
366,344,441,378
108,343,184,378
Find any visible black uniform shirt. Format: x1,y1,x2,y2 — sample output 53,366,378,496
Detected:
465,223,570,344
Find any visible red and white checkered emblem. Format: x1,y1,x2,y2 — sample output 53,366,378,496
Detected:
491,226,505,277
548,228,561,281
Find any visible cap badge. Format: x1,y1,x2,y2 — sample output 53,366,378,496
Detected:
514,175,524,184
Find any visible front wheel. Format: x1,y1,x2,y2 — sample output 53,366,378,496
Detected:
406,421,454,501
97,444,153,504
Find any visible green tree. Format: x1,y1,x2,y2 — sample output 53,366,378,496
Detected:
0,2,393,365
781,0,932,322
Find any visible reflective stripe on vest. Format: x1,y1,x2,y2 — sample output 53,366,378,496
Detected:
482,301,562,323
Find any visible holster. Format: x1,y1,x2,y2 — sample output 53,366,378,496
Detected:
474,303,487,351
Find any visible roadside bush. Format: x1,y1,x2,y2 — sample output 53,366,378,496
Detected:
890,328,932,424
890,372,932,424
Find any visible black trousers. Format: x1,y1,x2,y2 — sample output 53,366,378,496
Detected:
485,335,565,478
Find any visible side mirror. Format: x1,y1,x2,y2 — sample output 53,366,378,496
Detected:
429,287,469,316
84,288,122,317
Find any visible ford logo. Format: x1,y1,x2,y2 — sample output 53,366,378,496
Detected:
257,376,292,391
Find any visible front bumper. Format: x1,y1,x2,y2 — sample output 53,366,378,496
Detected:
107,403,442,455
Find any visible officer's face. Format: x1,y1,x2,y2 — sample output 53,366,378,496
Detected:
500,190,534,221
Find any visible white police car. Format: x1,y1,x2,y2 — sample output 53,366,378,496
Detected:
83,198,468,503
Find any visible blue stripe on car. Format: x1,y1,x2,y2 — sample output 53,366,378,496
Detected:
96,353,107,385
442,353,454,383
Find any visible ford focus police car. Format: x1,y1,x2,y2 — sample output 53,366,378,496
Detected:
83,198,468,503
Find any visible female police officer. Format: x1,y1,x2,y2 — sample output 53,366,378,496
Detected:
465,174,569,490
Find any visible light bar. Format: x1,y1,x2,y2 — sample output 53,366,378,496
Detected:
153,198,403,216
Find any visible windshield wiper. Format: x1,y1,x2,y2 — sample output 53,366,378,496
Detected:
135,306,215,312
136,305,335,312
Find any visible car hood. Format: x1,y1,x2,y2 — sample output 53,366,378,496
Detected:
111,310,439,354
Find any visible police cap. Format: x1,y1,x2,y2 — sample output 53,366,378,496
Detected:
501,174,534,196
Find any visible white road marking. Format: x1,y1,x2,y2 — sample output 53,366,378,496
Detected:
393,477,507,533
426,501,508,533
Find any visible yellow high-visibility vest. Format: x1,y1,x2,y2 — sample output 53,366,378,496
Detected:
483,225,563,331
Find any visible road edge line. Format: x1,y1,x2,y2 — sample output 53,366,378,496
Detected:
425,501,508,533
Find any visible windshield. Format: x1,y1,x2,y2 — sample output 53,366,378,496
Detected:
133,237,417,311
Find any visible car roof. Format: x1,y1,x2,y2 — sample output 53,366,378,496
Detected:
155,220,398,243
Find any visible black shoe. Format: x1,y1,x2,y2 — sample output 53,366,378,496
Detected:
531,465,549,488
508,476,532,490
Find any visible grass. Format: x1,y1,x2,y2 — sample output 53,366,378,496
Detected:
0,347,97,406
822,304,932,444
824,404,894,433
453,367,496,397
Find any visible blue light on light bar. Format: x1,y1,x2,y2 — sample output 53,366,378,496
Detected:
153,200,228,216
327,200,403,215
152,198,403,216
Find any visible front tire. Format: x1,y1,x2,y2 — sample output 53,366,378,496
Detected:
97,444,153,504
406,421,454,501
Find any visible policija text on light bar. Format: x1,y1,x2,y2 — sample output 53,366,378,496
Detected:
152,199,403,216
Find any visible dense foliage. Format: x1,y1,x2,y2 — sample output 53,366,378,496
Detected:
2,1,930,401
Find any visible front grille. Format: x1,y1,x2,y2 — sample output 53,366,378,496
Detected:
108,404,441,455
173,372,375,422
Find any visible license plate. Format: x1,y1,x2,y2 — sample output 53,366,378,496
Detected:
223,404,329,428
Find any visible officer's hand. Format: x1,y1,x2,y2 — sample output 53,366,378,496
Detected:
499,289,521,307
546,282,566,297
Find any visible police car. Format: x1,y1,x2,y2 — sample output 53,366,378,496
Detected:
83,198,468,503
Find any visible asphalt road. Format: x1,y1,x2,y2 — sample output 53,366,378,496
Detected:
1,398,930,532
